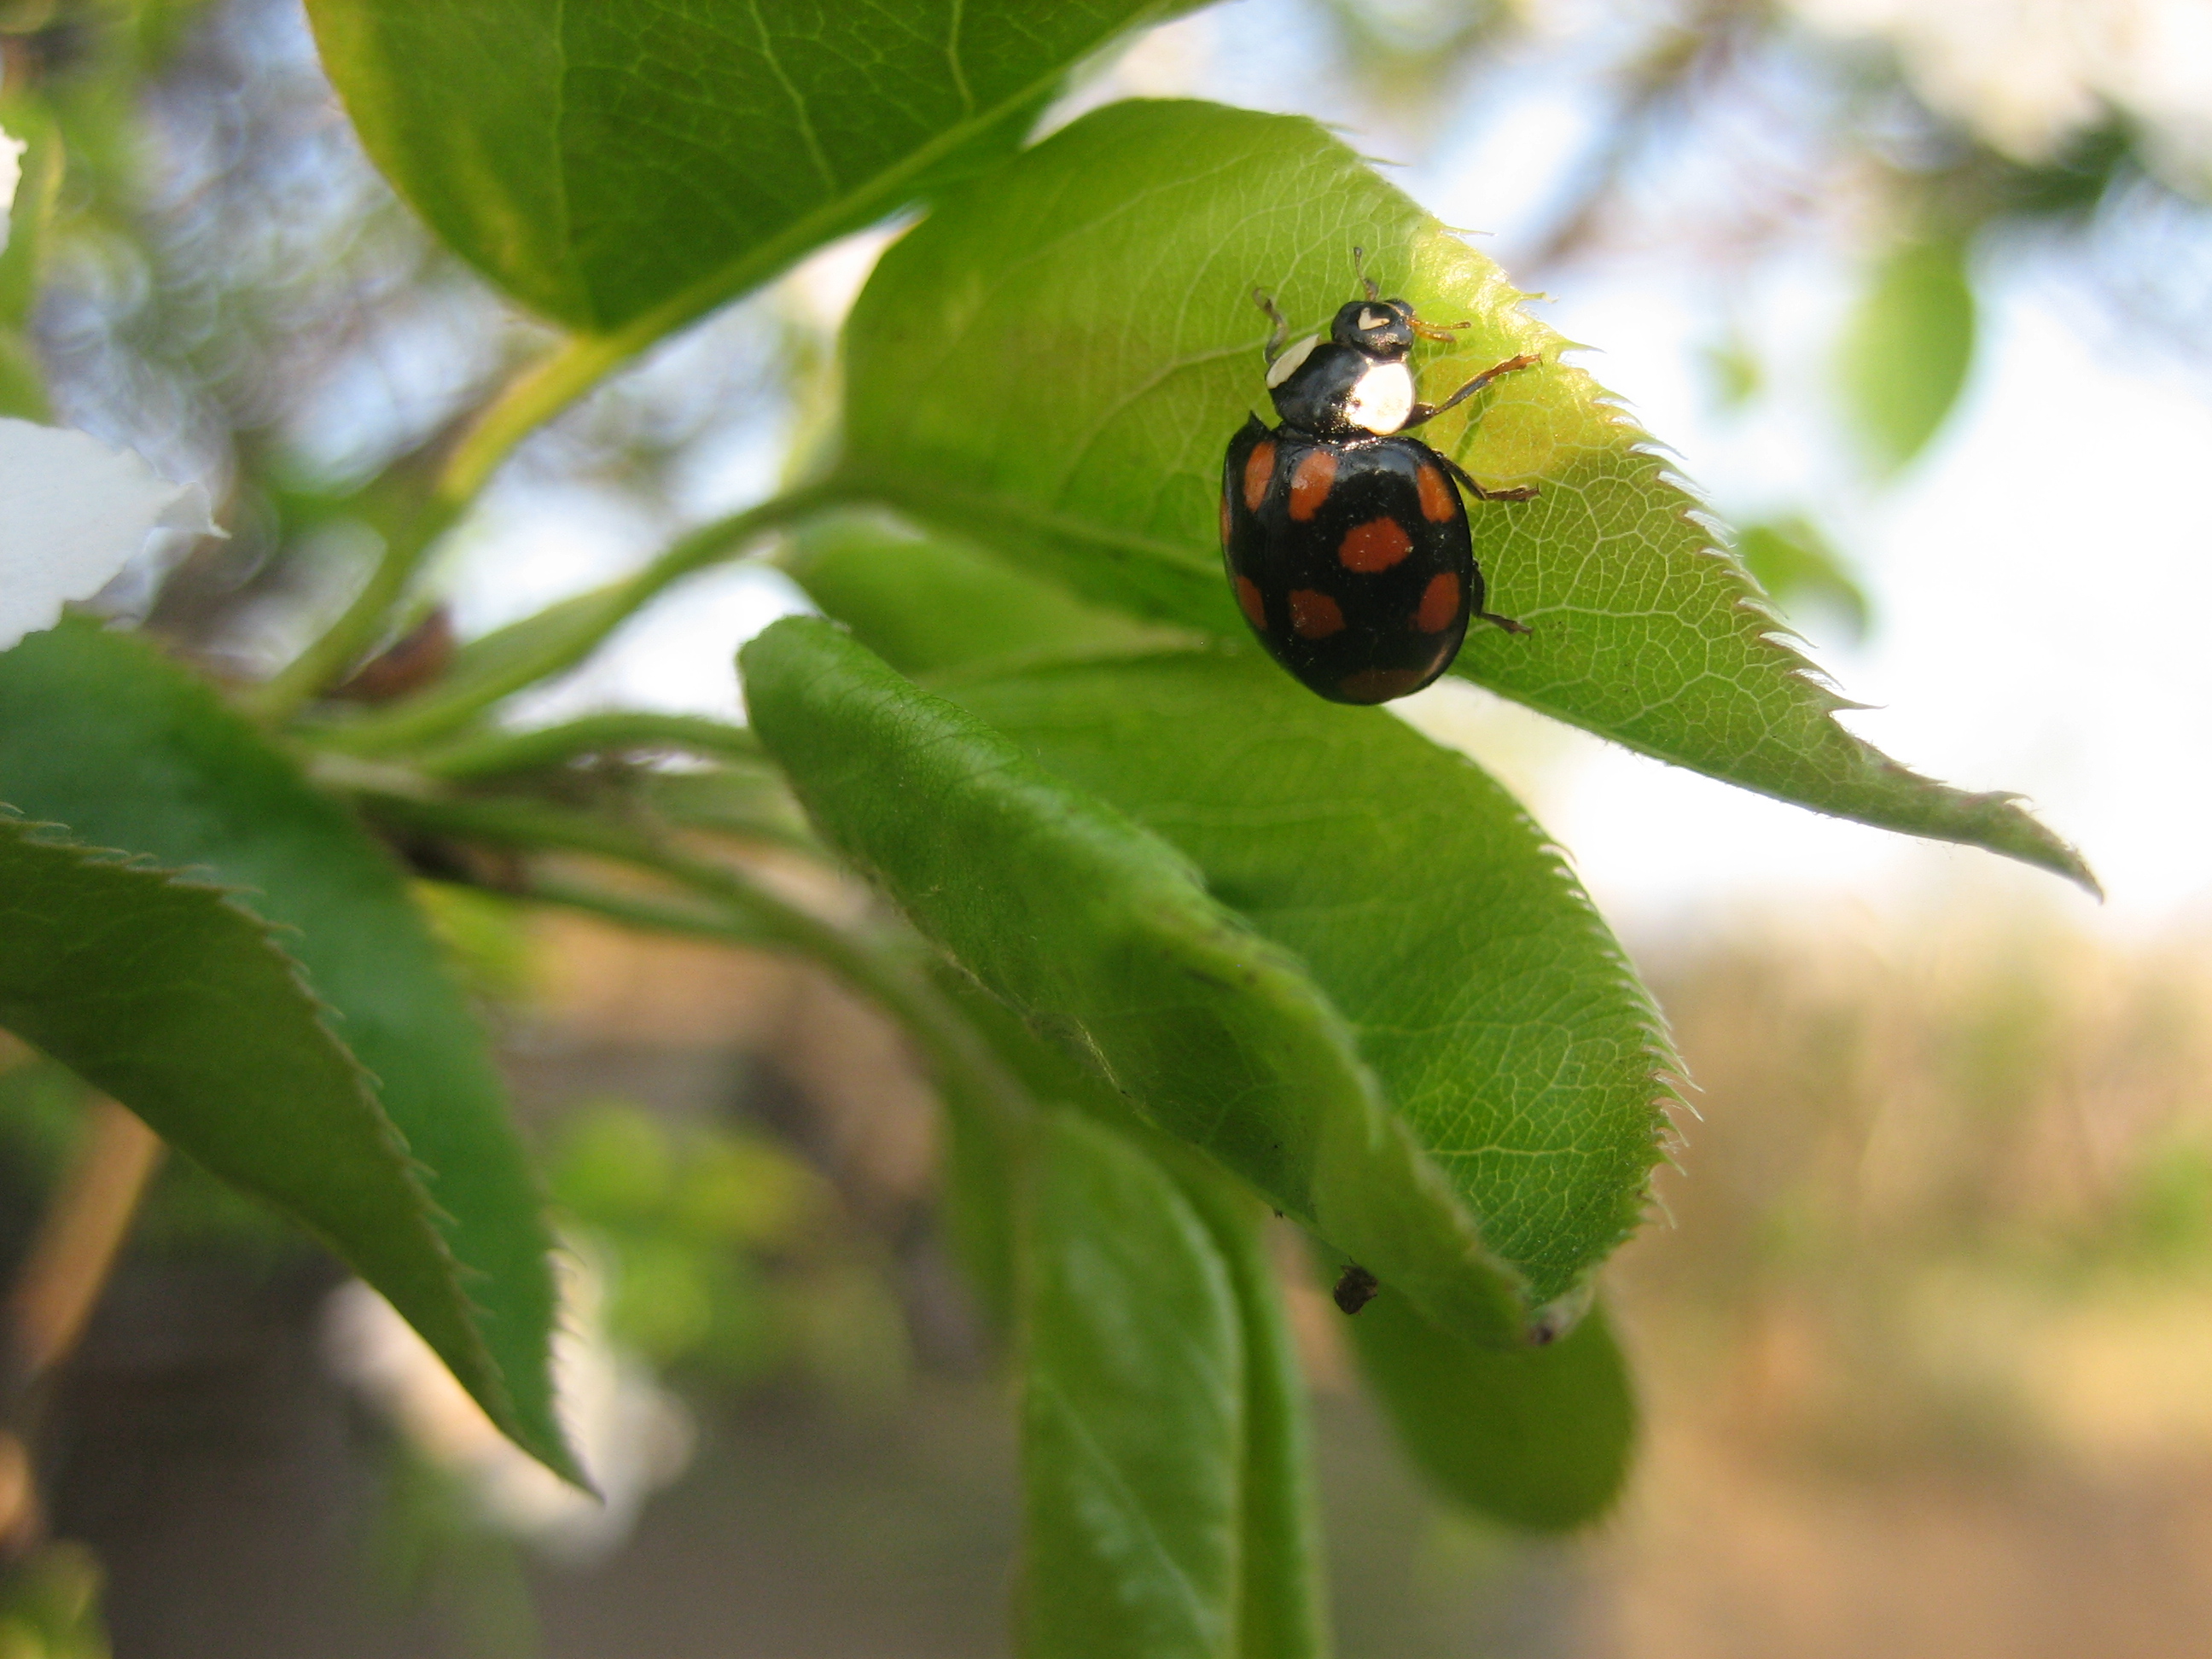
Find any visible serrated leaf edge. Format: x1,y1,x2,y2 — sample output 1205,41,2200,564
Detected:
0,811,545,1463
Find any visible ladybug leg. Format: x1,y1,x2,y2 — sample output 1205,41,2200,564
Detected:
1252,287,1291,364
1352,245,1380,301
1402,352,1541,428
1479,608,1533,636
1435,449,1539,505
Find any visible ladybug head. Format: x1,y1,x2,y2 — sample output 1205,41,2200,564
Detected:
1330,298,1417,361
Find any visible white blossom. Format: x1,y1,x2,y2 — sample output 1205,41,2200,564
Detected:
322,1248,696,1562
0,418,215,652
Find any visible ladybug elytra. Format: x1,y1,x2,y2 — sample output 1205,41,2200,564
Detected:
1220,250,1537,705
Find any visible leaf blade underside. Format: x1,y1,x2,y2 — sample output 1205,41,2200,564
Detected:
0,622,573,1477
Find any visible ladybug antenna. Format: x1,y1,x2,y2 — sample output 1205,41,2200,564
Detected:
1412,316,1472,341
1252,286,1291,364
1352,245,1380,301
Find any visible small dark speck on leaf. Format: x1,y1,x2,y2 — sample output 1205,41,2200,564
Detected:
1333,1264,1379,1315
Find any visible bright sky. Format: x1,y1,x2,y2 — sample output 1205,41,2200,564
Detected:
446,0,2212,944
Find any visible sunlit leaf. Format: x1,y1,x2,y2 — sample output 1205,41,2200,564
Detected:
835,99,2090,892
307,0,1170,332
0,622,574,1479
0,817,501,1454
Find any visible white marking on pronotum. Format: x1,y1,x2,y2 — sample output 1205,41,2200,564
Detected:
1266,333,1320,388
1357,307,1391,331
1345,362,1414,434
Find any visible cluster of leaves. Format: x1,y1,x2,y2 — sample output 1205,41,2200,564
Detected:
0,0,2089,1650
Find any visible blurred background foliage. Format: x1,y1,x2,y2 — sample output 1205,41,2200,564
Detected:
3,0,2211,1654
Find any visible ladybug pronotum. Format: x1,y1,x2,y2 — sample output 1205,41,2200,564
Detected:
1220,250,1538,705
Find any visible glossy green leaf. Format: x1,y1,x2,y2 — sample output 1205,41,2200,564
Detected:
1022,1107,1241,1659
784,527,1670,1310
0,817,498,1420
1345,1286,1634,1532
741,615,1528,1345
1839,236,1976,473
306,0,1167,333
836,98,2090,892
0,623,572,1478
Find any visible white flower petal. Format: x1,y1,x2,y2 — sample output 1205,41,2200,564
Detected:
0,418,216,651
0,122,22,259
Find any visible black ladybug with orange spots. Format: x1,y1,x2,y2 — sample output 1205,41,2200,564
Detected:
1221,251,1538,705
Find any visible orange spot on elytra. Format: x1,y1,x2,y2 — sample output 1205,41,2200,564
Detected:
1415,572,1460,632
1336,667,1427,703
1235,575,1268,631
1288,449,1337,521
1220,490,1233,548
1416,464,1457,522
1289,589,1345,638
1338,517,1412,573
1243,440,1276,512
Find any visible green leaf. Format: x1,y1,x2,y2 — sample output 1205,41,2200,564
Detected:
306,0,1168,334
741,615,1528,1345
0,817,499,1427
835,98,2091,892
1165,1155,1330,1659
1838,236,1976,473
949,652,1667,1309
945,981,1330,1657
783,527,1670,1310
1345,1285,1634,1533
783,515,1190,676
1022,1107,1243,1659
0,622,573,1478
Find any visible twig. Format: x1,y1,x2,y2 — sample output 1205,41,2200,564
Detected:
1,1097,165,1553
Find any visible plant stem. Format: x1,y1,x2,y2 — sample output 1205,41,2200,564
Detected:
416,712,765,781
247,494,464,724
1,1097,165,1551
300,479,848,755
363,790,1030,1132
9,1098,163,1380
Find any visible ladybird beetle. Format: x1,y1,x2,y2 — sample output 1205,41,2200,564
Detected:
1220,249,1537,705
